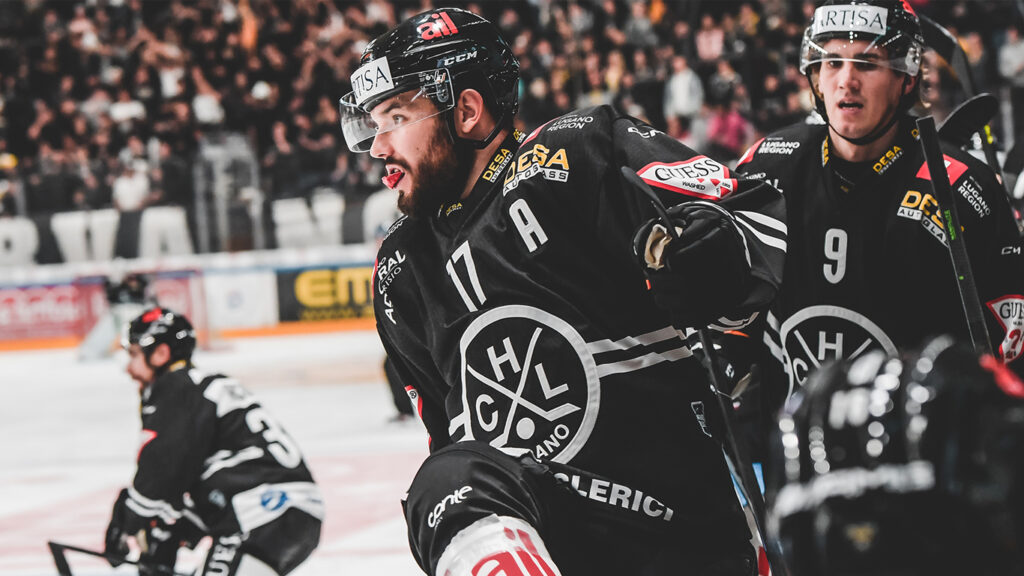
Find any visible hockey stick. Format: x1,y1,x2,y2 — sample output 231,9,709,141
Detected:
937,93,999,147
919,15,1003,179
919,14,1024,237
621,166,790,576
47,541,186,576
915,117,995,356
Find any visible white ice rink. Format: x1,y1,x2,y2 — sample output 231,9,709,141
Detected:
0,329,429,576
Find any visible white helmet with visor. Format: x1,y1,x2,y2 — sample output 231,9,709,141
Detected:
800,1,923,79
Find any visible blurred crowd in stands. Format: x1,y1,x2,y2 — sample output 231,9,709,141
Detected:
0,0,1022,222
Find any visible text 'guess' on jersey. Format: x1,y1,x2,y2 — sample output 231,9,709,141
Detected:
636,156,736,200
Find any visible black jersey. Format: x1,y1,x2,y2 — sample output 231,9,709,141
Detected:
737,117,1024,398
124,364,323,538
374,105,786,532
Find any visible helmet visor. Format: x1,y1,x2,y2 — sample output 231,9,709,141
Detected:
339,67,455,153
799,5,921,76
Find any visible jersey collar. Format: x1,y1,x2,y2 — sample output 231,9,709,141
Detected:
436,128,525,223
822,117,916,192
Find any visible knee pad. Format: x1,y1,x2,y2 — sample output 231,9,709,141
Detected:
436,515,562,576
404,442,547,575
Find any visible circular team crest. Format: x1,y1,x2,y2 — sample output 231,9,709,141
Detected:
456,305,600,463
779,305,898,397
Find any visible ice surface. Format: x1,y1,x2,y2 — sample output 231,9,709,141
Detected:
0,330,428,576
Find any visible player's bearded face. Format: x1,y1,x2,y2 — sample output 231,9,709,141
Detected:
369,91,474,220
126,345,156,389
397,118,473,219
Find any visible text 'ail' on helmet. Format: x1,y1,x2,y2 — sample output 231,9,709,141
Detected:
123,306,196,365
800,0,924,78
766,337,1024,575
338,7,520,152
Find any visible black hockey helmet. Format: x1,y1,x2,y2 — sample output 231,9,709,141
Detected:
338,7,519,152
766,336,1024,575
123,306,196,368
801,1,924,140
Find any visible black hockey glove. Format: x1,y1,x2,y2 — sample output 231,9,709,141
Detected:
137,521,180,576
103,488,130,567
684,329,759,400
633,203,750,327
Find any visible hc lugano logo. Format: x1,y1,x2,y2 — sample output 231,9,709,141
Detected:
779,305,897,397
454,305,600,463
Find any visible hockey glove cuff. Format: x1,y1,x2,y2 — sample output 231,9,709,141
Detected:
103,488,130,567
137,521,179,576
633,203,750,326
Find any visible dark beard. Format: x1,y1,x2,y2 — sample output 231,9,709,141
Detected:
398,120,473,219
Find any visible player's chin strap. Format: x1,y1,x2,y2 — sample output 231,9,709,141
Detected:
150,358,190,377
444,107,512,150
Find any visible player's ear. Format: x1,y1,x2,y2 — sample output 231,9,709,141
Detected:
903,74,919,97
150,343,171,367
453,88,489,138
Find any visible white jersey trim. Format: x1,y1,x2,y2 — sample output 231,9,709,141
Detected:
127,486,182,524
596,345,693,378
201,446,265,481
586,325,680,354
734,214,787,252
232,481,325,534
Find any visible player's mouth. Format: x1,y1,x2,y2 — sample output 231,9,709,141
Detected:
383,165,405,189
837,99,864,111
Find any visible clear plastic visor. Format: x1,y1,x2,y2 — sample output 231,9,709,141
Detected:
338,70,454,153
799,33,921,78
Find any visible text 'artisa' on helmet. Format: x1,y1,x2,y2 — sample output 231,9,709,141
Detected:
766,337,1024,575
800,0,924,78
338,7,520,153
124,306,197,364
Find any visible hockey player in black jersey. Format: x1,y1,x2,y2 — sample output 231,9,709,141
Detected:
339,8,787,575
104,307,323,576
766,337,1024,575
736,0,1024,405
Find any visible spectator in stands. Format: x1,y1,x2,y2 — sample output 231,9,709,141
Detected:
190,65,225,130
623,0,657,49
112,159,152,212
155,140,192,208
962,30,994,96
706,94,754,162
1,0,1006,232
755,73,788,134
999,25,1024,138
262,121,302,200
663,53,704,130
109,88,146,132
695,13,725,76
707,59,744,106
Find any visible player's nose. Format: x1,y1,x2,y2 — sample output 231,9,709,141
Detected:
370,131,392,160
836,62,859,90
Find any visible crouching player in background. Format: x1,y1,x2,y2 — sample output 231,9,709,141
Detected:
104,307,324,576
767,336,1024,575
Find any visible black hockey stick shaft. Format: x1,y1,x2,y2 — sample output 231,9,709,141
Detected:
620,166,790,576
47,541,186,576
916,117,994,356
